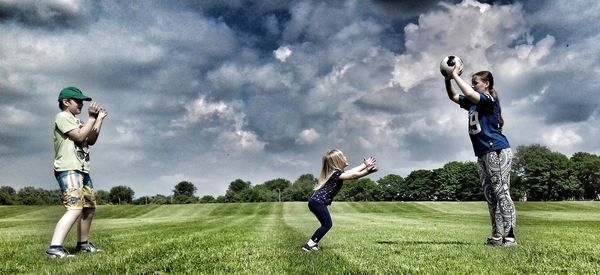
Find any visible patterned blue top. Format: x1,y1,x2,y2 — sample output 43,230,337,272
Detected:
459,93,510,156
310,170,344,205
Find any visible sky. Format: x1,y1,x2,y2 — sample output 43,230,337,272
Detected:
1,0,599,198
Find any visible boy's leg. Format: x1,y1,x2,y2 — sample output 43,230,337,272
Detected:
77,208,95,243
50,209,83,246
50,171,85,246
75,173,102,252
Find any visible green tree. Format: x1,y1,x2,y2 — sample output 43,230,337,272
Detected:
0,186,17,205
173,181,196,196
109,185,135,204
199,195,216,203
17,186,59,205
224,179,253,202
151,194,169,204
513,145,582,200
288,174,316,201
376,174,405,201
254,178,292,202
337,178,379,201
433,161,481,201
404,169,435,200
96,190,110,205
173,181,198,204
133,196,151,205
571,152,600,200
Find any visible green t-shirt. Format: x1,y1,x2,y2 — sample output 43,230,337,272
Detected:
53,111,90,173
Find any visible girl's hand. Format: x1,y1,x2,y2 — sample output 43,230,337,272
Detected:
368,166,378,173
363,156,376,167
450,63,463,79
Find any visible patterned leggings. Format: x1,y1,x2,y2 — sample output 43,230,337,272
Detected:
478,148,516,238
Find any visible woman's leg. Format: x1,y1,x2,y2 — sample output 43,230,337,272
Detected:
479,149,516,239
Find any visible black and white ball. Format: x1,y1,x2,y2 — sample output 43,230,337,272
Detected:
440,55,463,78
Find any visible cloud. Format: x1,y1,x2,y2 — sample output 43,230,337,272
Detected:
273,46,292,62
1,0,599,197
296,128,320,145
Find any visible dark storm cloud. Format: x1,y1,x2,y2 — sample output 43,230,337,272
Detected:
0,0,92,29
533,72,600,124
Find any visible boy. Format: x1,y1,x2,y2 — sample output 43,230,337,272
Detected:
46,87,108,258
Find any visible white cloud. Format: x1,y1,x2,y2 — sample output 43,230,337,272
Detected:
295,128,320,145
182,97,234,124
273,46,292,62
542,126,583,151
216,130,265,154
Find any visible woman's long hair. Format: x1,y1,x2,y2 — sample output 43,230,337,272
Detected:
315,149,347,190
473,71,504,128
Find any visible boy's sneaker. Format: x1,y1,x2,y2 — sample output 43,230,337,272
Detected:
502,237,518,247
302,243,320,252
45,246,74,258
75,242,103,253
486,237,503,246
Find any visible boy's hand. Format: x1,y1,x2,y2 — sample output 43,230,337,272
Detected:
368,166,378,173
97,108,108,119
88,102,100,117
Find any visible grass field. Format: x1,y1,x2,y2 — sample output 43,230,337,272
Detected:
1,201,600,274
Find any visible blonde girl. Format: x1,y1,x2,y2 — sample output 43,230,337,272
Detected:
302,149,378,252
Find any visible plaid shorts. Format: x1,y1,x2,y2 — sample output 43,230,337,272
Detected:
55,170,96,210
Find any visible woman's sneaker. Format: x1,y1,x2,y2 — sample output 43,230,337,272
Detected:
45,246,74,258
76,242,103,253
302,243,320,252
502,237,518,247
486,237,503,246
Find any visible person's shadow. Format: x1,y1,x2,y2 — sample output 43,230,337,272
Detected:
376,240,471,245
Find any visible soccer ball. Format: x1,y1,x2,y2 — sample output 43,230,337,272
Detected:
439,55,463,78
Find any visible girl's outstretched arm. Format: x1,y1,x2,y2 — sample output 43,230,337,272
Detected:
339,157,377,180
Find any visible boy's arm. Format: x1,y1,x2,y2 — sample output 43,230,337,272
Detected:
66,116,97,143
87,108,108,145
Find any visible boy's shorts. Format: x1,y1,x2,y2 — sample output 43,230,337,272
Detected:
55,170,96,210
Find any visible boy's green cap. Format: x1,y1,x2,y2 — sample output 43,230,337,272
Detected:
58,87,92,101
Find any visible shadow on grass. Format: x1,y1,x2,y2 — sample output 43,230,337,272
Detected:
376,240,472,246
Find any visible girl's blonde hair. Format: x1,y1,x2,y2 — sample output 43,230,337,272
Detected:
473,71,504,128
315,149,347,190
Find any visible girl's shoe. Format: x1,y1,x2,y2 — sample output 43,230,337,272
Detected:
302,243,320,252
502,237,517,247
486,237,503,246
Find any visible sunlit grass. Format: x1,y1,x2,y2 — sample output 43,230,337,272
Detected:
1,201,599,274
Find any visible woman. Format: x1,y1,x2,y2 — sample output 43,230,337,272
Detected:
445,66,517,246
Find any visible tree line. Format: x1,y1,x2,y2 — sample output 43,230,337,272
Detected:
2,144,600,206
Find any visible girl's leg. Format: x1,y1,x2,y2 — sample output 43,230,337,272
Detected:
308,199,333,243
479,149,516,239
479,158,501,238
50,209,83,246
